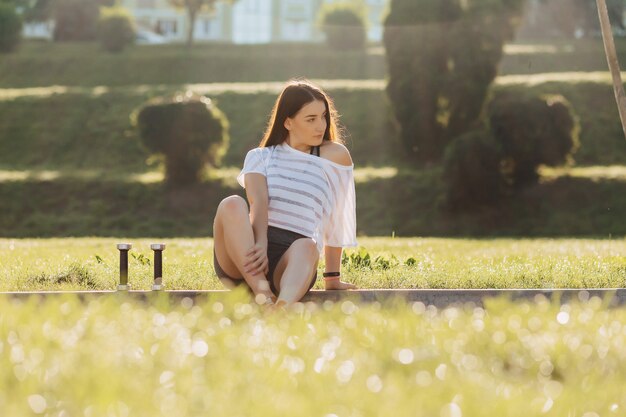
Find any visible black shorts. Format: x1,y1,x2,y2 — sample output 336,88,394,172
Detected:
213,226,318,297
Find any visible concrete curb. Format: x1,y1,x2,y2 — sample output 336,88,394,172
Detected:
1,289,625,307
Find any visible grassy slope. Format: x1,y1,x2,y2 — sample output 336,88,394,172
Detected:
1,165,626,238
0,82,626,238
1,41,626,238
0,89,400,171
1,237,625,291
1,82,625,170
0,42,385,87
1,38,624,87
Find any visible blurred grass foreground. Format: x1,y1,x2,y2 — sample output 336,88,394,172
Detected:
1,292,625,416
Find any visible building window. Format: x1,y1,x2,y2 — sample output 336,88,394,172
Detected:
233,0,271,43
157,19,178,35
194,15,220,39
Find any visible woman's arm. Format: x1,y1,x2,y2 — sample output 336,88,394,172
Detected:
321,142,357,290
243,173,269,275
324,245,357,290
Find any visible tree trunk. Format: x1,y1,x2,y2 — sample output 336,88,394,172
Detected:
186,7,196,47
597,0,626,142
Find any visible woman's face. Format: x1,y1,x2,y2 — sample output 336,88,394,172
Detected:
284,99,328,147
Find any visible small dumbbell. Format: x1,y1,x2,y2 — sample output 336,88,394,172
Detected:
117,243,132,291
151,243,166,291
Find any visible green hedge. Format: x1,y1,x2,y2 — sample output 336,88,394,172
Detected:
2,39,626,87
0,42,385,88
2,166,626,237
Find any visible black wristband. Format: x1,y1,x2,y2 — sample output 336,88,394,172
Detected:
323,272,341,277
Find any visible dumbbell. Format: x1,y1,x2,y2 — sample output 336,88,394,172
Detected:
151,243,166,291
117,243,132,291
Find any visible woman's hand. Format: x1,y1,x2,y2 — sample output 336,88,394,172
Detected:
244,241,268,277
324,277,357,290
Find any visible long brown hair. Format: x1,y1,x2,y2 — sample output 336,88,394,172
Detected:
259,79,342,147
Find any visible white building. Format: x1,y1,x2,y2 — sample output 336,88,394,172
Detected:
120,0,387,44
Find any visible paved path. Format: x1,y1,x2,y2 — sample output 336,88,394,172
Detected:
2,289,625,308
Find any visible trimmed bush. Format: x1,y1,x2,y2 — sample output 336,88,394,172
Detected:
383,0,524,164
319,2,367,50
97,7,135,53
443,130,504,208
0,3,23,53
133,92,229,186
489,94,580,187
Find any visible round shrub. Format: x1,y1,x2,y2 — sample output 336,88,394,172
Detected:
489,94,579,187
319,3,367,50
97,7,135,53
0,4,23,53
133,92,229,186
443,130,504,208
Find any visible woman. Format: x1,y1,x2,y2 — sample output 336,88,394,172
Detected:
212,79,358,308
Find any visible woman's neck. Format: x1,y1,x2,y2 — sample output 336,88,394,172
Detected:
285,137,311,153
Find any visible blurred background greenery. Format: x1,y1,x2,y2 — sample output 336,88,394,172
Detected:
0,0,625,238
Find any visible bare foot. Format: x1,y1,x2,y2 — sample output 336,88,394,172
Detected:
254,293,277,305
264,299,288,314
324,280,358,290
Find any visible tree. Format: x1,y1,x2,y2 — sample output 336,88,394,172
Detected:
167,0,237,46
11,0,53,22
318,1,367,50
51,0,115,41
383,0,525,164
25,0,51,21
0,3,22,53
3,0,115,23
596,0,626,141
533,0,624,37
52,0,98,41
577,0,624,32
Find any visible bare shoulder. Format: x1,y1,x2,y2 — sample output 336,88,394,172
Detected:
320,142,353,166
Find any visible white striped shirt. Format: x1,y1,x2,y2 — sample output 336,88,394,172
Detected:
237,142,357,253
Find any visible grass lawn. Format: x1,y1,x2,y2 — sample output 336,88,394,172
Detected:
1,237,625,292
0,38,623,87
1,291,625,416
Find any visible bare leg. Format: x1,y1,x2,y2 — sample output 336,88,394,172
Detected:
271,238,319,305
213,195,273,300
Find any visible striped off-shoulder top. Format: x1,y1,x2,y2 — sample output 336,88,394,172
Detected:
236,142,357,254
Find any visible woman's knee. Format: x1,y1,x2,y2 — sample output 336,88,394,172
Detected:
290,238,319,263
216,195,248,220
